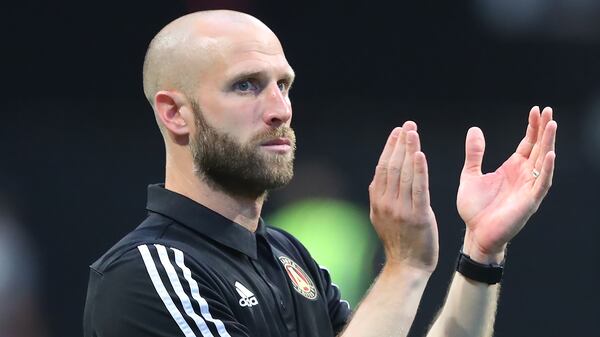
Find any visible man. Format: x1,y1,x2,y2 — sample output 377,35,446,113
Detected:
83,10,557,337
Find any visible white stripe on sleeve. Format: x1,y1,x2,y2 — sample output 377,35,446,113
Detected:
172,247,232,337
137,244,197,337
154,244,215,337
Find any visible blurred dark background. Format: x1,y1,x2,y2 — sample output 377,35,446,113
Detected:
3,1,600,336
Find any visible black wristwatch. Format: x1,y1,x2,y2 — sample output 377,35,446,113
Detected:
456,251,504,284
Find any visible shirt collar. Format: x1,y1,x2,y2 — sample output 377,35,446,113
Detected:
145,183,263,260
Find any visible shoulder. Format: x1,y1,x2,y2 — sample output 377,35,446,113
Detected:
266,226,316,263
87,214,227,313
265,225,295,244
84,242,239,337
266,226,306,251
90,212,191,274
90,239,220,294
265,225,325,285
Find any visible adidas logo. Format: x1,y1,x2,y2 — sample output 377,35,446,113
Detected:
235,281,258,307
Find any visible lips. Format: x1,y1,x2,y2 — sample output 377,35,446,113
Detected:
261,138,291,146
260,137,292,153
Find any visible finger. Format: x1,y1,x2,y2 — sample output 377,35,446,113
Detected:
385,121,417,198
534,120,558,171
399,130,421,202
371,127,402,197
462,127,486,176
377,127,402,166
533,151,556,201
515,106,540,157
412,151,430,210
529,107,553,166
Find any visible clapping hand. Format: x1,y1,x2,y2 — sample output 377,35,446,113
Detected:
369,121,439,272
457,106,557,263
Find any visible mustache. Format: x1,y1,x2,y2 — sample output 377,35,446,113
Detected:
251,127,296,144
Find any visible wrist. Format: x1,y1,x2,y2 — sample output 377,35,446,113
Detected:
382,260,434,280
462,231,506,264
464,246,505,264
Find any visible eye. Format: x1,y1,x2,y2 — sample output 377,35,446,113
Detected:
233,79,259,93
277,81,286,92
277,80,291,93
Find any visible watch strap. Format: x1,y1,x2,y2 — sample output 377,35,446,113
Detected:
456,251,504,284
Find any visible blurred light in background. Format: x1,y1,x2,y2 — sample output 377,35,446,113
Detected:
0,207,45,337
268,198,378,306
474,0,600,40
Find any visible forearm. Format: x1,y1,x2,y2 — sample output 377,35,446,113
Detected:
427,237,504,337
427,272,500,337
339,262,431,337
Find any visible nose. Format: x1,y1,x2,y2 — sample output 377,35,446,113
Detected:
262,83,292,127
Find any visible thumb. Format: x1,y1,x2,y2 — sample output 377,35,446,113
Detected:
463,127,485,176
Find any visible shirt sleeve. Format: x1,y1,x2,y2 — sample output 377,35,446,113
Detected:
84,243,250,337
314,264,352,335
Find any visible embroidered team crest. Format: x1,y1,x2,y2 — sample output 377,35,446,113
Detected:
278,256,318,300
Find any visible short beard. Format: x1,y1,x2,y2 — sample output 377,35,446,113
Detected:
189,100,296,199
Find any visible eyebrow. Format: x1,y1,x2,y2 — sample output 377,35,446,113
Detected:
227,68,296,86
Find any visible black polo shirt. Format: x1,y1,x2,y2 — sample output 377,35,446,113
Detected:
83,184,352,337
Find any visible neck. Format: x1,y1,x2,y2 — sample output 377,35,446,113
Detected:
164,151,265,232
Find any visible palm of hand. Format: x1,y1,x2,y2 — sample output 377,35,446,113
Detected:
458,153,539,254
457,107,557,257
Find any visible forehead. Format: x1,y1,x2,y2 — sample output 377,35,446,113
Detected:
203,33,294,81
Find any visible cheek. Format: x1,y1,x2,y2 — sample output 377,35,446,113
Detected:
215,101,262,143
229,101,261,128
201,93,256,126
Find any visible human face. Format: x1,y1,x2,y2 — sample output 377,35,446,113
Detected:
188,30,297,198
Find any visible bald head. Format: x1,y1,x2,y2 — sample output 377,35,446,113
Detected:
142,10,281,106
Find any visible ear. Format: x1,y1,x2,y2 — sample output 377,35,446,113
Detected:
153,90,193,136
